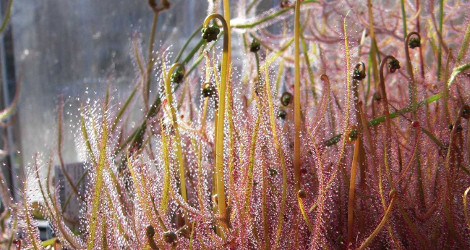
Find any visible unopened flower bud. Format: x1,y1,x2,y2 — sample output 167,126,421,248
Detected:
281,92,293,106
408,37,420,49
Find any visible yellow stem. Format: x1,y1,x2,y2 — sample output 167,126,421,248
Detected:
203,13,230,236
160,121,171,214
265,67,288,249
347,138,360,245
87,110,108,250
298,196,314,233
163,63,188,202
464,186,470,229
367,0,380,90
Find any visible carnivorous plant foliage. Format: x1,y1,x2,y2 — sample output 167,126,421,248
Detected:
4,0,470,249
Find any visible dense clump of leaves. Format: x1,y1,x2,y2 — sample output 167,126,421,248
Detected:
5,0,470,249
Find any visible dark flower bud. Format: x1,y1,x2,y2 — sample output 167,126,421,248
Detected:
460,105,470,120
146,225,155,237
201,26,220,43
373,92,381,101
352,67,366,81
250,39,261,53
280,91,293,106
202,82,216,98
408,37,420,49
387,57,401,73
163,231,177,243
268,168,278,176
148,0,157,8
353,63,366,81
412,121,420,128
277,109,287,120
347,128,358,143
298,189,307,199
161,0,170,9
170,67,185,84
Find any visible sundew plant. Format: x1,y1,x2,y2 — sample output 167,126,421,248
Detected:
3,0,470,249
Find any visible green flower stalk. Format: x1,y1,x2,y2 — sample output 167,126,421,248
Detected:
202,12,230,236
163,63,188,203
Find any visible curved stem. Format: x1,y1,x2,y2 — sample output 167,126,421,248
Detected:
405,31,426,209
379,55,396,186
203,13,230,236
405,32,420,112
163,63,187,202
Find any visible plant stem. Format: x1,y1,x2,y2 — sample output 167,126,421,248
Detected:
163,63,187,203
405,31,426,209
415,0,425,78
367,0,380,90
265,67,288,250
300,33,317,100
347,137,360,246
0,0,13,34
293,0,302,192
457,20,470,63
358,191,397,250
231,0,317,29
87,108,108,250
203,13,230,236
464,186,470,229
400,0,407,40
144,13,159,109
57,98,84,202
379,56,397,185
174,24,203,63
437,0,444,80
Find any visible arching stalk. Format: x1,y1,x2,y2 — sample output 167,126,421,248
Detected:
379,55,399,185
405,32,420,113
203,13,230,236
405,31,426,209
163,63,188,202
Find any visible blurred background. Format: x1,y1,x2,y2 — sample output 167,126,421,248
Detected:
0,0,283,199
